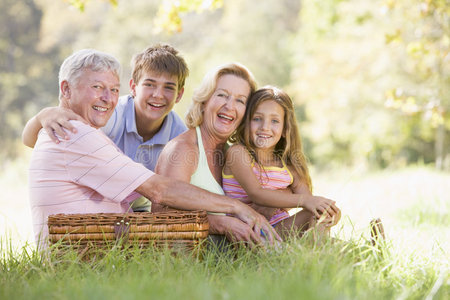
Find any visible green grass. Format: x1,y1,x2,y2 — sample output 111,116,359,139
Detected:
0,230,448,300
398,200,450,228
1,156,449,299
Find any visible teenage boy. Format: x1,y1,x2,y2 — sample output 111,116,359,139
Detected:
23,44,189,211
28,48,276,246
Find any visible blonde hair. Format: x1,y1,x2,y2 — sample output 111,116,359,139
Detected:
231,86,312,191
185,63,257,129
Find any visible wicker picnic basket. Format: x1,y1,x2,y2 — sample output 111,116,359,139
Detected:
47,210,209,251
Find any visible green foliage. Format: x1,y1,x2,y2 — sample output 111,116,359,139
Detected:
289,0,449,168
383,0,450,168
2,156,449,298
1,232,448,299
0,0,448,168
154,0,223,34
399,201,449,227
67,0,118,12
0,0,60,159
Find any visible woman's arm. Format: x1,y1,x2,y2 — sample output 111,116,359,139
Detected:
152,134,197,213
155,133,198,182
136,173,277,244
154,136,278,244
22,106,85,147
225,145,338,219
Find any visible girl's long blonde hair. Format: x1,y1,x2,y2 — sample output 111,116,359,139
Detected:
231,86,312,191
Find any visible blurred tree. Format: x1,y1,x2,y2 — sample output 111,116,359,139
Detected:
65,0,223,33
66,0,117,11
290,0,449,169
3,0,444,170
383,0,450,169
0,0,59,159
290,0,401,168
52,0,302,112
61,0,300,87
153,0,223,34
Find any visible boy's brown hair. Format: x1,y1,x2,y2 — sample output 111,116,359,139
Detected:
131,44,189,89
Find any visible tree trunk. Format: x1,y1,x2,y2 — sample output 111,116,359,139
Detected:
435,123,445,170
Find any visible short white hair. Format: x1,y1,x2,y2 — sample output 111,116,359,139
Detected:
58,49,121,100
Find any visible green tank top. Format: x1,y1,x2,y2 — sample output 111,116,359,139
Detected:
190,126,225,195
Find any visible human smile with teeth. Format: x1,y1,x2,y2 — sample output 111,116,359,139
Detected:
148,103,165,108
203,74,250,138
132,71,183,140
64,69,120,129
217,113,234,122
250,99,285,150
93,105,109,112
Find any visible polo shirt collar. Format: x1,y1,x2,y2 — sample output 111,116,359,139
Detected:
150,112,173,145
125,96,139,136
125,97,173,145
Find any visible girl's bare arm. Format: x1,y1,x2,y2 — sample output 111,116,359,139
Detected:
289,168,341,223
225,144,338,219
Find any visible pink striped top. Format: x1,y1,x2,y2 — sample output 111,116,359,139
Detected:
29,121,154,245
222,160,293,204
222,160,294,225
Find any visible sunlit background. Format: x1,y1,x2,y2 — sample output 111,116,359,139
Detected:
0,0,448,258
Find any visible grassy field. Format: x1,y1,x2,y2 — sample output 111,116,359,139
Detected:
0,153,449,299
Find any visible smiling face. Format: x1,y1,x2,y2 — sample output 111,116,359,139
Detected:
64,69,120,129
131,70,183,126
202,74,250,141
250,99,285,151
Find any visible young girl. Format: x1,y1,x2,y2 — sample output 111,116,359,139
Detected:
223,86,340,239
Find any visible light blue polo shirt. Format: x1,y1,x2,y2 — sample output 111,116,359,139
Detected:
102,95,187,171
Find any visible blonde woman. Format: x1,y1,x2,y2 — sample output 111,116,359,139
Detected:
155,63,280,245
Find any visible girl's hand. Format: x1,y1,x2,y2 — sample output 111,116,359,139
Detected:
38,107,86,143
317,208,341,228
300,194,340,220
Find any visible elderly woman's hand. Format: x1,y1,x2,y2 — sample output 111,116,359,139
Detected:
223,217,261,245
209,214,280,247
232,204,281,245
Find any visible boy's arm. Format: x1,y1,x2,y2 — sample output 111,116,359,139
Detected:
22,107,85,147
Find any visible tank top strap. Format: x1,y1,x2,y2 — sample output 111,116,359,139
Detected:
195,126,207,167
190,126,225,197
281,159,294,184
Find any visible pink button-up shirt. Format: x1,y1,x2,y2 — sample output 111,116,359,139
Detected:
29,121,154,245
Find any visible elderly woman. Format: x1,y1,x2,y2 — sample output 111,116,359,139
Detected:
23,60,278,245
154,63,272,244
